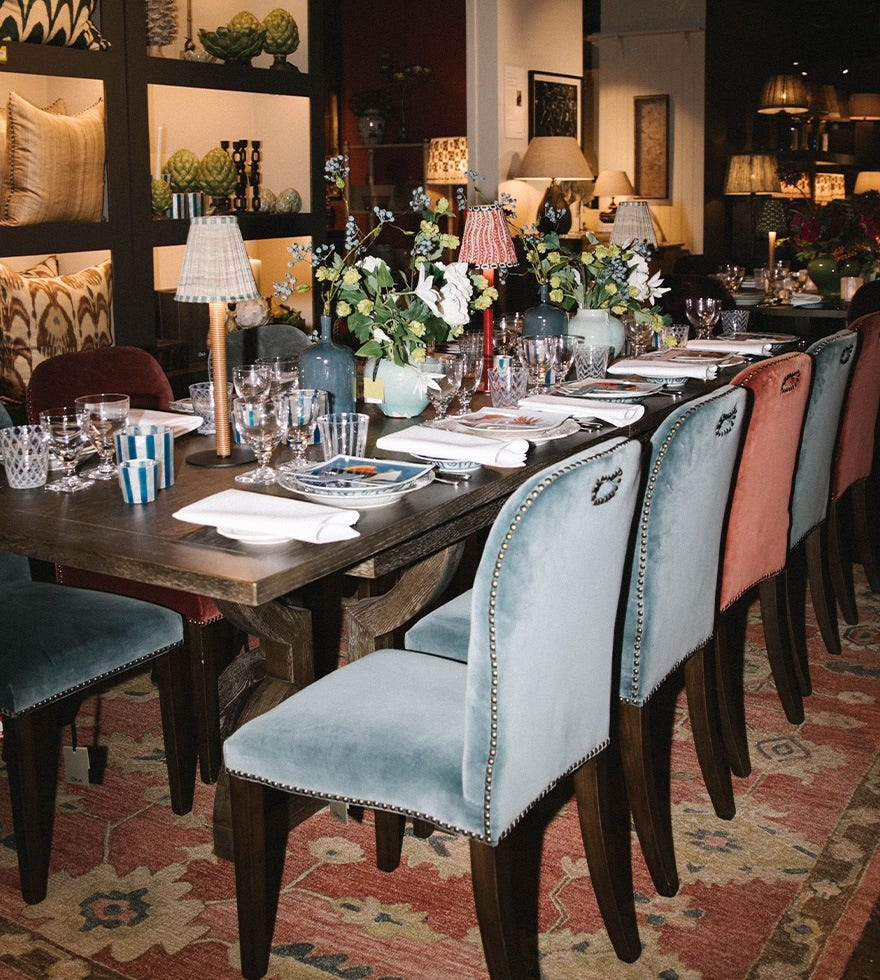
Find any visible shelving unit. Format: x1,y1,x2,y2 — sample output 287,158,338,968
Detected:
1,1,326,362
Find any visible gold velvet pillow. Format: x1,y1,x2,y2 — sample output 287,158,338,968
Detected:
0,96,65,204
2,92,105,225
0,258,113,400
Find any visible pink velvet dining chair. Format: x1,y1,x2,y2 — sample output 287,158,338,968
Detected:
25,345,240,784
714,351,813,777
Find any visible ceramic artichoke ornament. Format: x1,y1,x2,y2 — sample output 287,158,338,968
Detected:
151,177,173,216
163,148,200,192
262,8,300,70
198,147,237,204
199,13,266,65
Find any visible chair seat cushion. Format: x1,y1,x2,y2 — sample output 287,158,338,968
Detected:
0,581,183,716
405,590,472,663
223,649,487,839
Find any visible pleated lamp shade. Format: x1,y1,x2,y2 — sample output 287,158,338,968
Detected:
610,200,657,248
175,215,259,303
724,154,780,195
516,136,594,181
854,171,880,194
458,204,517,268
757,74,810,114
848,93,880,120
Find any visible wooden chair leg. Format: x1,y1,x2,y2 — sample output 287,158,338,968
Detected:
229,775,290,980
469,836,524,980
185,617,238,784
374,810,406,872
154,644,198,816
759,573,805,725
617,701,678,897
2,704,64,904
784,545,813,697
828,497,859,625
805,522,841,655
683,641,735,820
851,478,880,593
572,753,641,963
714,607,751,778
412,818,434,839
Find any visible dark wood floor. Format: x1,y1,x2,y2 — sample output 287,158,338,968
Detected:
843,898,880,979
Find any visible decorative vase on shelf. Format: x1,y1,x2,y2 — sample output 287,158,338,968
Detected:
356,110,386,146
521,283,568,338
566,307,626,359
298,315,356,414
363,357,428,418
807,254,841,297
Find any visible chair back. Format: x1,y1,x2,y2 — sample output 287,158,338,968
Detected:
0,403,12,428
846,280,880,324
831,312,880,500
26,346,173,421
0,552,30,584
620,385,747,705
720,352,812,610
226,323,311,369
462,437,641,841
789,330,857,548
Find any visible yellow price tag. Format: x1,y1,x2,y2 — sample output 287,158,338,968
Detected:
363,377,385,404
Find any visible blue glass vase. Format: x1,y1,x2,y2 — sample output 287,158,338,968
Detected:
522,283,568,337
298,314,356,413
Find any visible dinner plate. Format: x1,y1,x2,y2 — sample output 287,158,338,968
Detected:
280,471,436,509
216,526,294,545
734,290,765,307
410,453,482,474
287,455,434,496
455,407,563,434
558,379,663,400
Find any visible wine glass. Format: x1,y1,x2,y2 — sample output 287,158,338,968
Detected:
622,314,655,358
259,356,300,397
516,336,558,395
74,392,130,480
279,388,323,472
456,348,485,415
423,353,464,420
40,408,94,493
494,313,524,355
552,335,579,386
685,297,720,340
232,396,288,485
232,363,273,400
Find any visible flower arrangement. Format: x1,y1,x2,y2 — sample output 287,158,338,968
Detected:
518,222,581,304
275,157,496,367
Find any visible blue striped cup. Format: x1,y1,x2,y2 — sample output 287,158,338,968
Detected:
118,459,159,504
115,424,174,488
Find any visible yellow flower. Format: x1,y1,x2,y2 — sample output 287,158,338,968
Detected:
336,300,352,317
436,197,450,214
474,293,492,310
606,282,618,295
473,273,488,290
357,299,374,315
410,346,427,363
315,266,332,282
439,234,460,250
342,267,361,286
483,286,499,302
420,220,439,238
549,288,563,303
548,251,561,264
550,275,562,289
408,320,426,337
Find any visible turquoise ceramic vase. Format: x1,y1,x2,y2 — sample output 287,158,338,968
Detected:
522,283,568,337
567,307,626,359
298,315,356,413
364,357,428,418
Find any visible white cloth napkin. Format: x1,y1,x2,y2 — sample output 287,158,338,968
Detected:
173,489,360,543
376,425,528,468
128,409,203,437
686,338,775,356
790,293,823,306
607,358,719,380
517,394,645,425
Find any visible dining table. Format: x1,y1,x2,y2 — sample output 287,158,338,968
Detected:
747,297,849,339
0,381,723,856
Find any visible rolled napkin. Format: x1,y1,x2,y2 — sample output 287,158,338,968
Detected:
607,358,719,381
518,394,644,425
790,292,822,306
128,408,203,438
686,338,776,356
376,425,528,468
173,489,360,543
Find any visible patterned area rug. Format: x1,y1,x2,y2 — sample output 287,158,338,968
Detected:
1,569,878,979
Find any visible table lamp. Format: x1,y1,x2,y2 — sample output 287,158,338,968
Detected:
516,136,594,234
458,204,518,389
175,215,259,467
757,74,810,115
854,171,880,194
426,136,469,185
756,198,788,268
592,170,635,224
610,200,658,249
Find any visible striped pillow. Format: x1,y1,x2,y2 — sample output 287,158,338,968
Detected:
0,1,109,50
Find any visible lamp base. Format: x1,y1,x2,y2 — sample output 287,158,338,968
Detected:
187,447,254,468
536,181,572,235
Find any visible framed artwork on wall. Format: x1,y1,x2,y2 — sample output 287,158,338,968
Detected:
528,71,582,143
634,94,670,199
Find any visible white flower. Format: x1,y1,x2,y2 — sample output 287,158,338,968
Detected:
434,261,473,326
360,255,390,276
372,326,393,345
414,265,443,315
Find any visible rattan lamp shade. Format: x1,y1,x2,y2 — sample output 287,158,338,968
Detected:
757,74,810,114
724,154,780,195
610,200,658,248
516,136,594,181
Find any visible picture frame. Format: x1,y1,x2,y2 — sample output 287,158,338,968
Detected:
634,94,670,199
528,70,582,142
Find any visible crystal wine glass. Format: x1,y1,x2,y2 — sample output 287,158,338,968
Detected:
685,297,720,340
456,348,485,415
40,408,94,493
423,353,464,420
494,313,524,355
74,392,130,480
516,336,558,395
232,363,273,400
552,335,580,386
279,388,323,472
622,313,655,358
232,396,288,486
259,356,300,398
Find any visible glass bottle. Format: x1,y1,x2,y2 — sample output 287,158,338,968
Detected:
298,314,356,413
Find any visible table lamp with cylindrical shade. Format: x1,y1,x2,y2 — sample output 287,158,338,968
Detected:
458,204,518,390
516,136,594,234
175,215,259,467
724,154,780,267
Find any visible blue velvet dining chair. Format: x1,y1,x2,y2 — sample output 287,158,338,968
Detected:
224,438,643,979
0,551,196,904
406,386,749,899
785,330,857,683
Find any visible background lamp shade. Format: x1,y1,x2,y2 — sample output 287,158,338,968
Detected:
516,136,594,181
175,215,258,464
592,170,635,199
848,94,880,120
724,154,780,195
610,200,658,248
814,173,846,203
854,171,880,194
758,74,810,114
756,198,788,235
426,136,469,184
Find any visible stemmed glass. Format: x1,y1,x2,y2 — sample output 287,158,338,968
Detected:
279,388,323,472
232,396,289,485
685,297,720,340
39,408,94,493
232,363,273,401
456,348,485,415
622,314,655,358
259,356,300,398
552,335,579,387
494,313,523,355
74,392,130,480
516,336,558,395
423,352,464,420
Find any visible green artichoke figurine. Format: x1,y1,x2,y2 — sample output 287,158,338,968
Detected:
197,147,237,198
163,148,200,192
198,25,266,64
228,10,261,32
151,177,173,216
262,8,299,70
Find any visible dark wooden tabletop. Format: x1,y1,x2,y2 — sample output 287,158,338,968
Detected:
0,389,714,607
